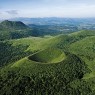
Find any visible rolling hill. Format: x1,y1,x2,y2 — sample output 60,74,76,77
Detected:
0,20,28,29
0,30,95,94
0,20,33,40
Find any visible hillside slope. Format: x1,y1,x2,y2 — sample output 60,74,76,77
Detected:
1,30,95,94
0,20,33,40
0,20,28,29
0,51,90,95
69,36,95,78
1,30,95,67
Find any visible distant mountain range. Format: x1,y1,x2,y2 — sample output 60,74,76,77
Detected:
8,17,95,25
9,17,95,31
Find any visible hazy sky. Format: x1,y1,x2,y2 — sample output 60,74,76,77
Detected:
0,0,95,19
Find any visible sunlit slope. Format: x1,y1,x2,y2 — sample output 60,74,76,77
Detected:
69,36,95,78
4,30,95,65
70,30,95,37
8,30,95,52
9,35,66,52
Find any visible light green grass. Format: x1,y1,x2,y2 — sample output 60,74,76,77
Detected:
69,36,95,79
8,34,65,53
28,48,66,63
12,48,66,68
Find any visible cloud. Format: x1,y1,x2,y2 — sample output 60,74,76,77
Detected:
0,0,95,19
6,10,18,15
0,10,19,19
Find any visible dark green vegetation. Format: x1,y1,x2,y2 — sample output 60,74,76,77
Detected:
0,53,90,95
0,20,33,40
0,21,95,95
0,41,31,67
29,24,78,36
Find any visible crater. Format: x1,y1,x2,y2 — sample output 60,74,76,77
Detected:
28,48,66,64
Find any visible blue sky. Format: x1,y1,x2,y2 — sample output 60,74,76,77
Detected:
0,0,95,19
